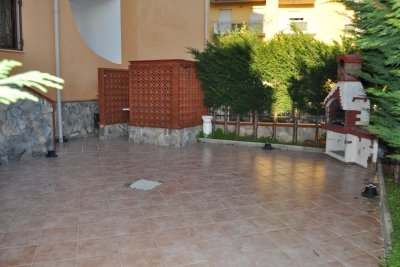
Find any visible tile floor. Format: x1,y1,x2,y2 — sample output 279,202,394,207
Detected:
0,137,384,267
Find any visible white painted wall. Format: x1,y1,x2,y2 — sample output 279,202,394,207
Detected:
69,0,121,64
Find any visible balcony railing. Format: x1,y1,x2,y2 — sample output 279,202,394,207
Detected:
210,0,266,3
213,20,264,34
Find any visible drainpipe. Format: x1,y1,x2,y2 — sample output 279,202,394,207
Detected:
54,0,63,143
204,0,209,48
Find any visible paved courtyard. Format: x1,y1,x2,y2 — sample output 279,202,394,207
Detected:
0,137,384,266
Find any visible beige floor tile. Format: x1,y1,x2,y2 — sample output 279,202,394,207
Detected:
34,241,77,263
40,226,78,244
120,248,163,267
0,138,385,266
0,229,41,247
117,232,156,253
77,236,117,259
0,245,37,266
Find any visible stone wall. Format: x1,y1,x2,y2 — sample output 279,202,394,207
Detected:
0,99,54,164
59,100,98,141
99,123,128,140
215,124,326,143
128,125,202,147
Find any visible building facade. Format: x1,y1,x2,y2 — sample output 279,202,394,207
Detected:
209,0,351,43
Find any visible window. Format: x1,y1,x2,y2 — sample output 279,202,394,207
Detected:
289,17,307,31
214,9,232,34
0,0,23,50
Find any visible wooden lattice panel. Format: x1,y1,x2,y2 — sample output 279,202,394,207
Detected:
98,68,129,125
129,60,207,129
178,63,207,128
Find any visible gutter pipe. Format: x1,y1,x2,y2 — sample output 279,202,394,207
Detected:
205,0,209,48
54,0,63,143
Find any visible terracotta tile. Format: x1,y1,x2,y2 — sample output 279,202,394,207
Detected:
117,232,156,253
338,253,380,267
232,205,267,219
14,206,49,219
249,249,302,267
120,248,163,267
316,237,365,259
218,219,259,236
77,254,120,267
7,216,46,231
197,238,242,260
109,198,139,210
153,227,193,247
79,199,109,213
186,223,226,242
282,244,335,266
79,221,114,240
111,208,144,221
347,214,381,230
0,138,385,267
147,215,183,232
160,244,207,266
178,211,214,227
78,236,118,259
43,213,78,229
199,199,229,211
207,208,239,222
208,254,255,267
32,259,77,267
39,226,78,244
291,223,339,242
262,228,307,247
222,196,255,207
0,245,37,266
141,204,174,218
342,231,384,252
113,217,150,236
233,234,276,254
34,241,77,263
247,215,286,232
79,211,112,225
321,219,364,236
0,229,41,247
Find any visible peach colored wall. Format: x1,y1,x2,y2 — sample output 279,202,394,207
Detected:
131,0,205,61
210,0,351,44
0,0,206,101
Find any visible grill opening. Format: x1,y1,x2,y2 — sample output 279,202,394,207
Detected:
328,100,345,126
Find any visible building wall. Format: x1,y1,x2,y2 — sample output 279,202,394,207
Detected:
210,0,351,44
0,0,206,102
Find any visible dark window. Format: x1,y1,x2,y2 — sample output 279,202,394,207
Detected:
0,0,23,50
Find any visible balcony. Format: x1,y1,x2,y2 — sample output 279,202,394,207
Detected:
210,0,265,3
213,20,264,35
279,0,315,5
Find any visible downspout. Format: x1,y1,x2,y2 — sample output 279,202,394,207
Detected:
54,0,63,143
204,0,209,48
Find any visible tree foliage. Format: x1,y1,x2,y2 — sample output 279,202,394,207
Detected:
255,26,343,116
0,60,64,105
189,26,273,134
339,0,400,158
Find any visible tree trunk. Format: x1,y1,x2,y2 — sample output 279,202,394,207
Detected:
253,110,259,141
292,109,298,144
272,112,277,141
223,106,228,133
235,114,240,137
315,115,319,147
212,109,216,133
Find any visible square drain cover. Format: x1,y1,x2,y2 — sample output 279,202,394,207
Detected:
127,179,162,191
